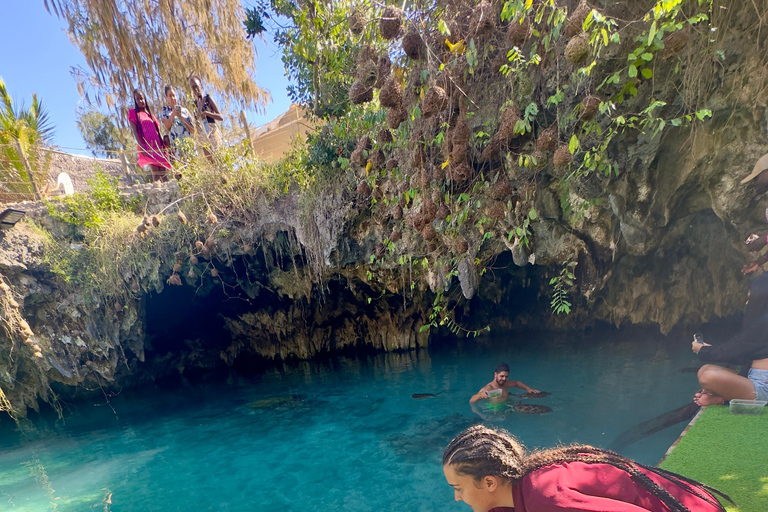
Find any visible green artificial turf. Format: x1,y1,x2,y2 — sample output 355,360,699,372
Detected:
659,405,768,512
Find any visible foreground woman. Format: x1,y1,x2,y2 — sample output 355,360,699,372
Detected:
692,272,768,406
127,89,171,181
443,425,730,512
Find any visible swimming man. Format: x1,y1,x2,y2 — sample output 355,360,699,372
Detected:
469,363,539,404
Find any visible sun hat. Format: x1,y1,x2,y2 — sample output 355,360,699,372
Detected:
740,152,768,184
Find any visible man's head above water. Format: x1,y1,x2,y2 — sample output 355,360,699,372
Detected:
493,363,510,386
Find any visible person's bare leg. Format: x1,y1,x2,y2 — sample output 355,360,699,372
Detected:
695,364,756,405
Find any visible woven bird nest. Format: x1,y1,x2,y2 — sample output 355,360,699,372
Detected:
553,145,573,167
349,80,373,104
380,6,404,40
387,105,407,129
536,124,557,152
580,96,600,121
565,32,590,65
380,75,403,109
403,30,426,60
422,86,448,118
507,16,532,47
565,1,591,39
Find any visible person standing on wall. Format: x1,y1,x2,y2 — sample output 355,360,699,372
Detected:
161,85,195,161
127,89,172,182
189,75,223,160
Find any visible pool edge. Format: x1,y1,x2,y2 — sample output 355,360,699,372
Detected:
657,405,703,465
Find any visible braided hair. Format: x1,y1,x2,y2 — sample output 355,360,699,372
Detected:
443,425,731,512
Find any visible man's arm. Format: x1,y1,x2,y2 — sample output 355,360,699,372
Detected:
469,386,490,404
506,380,539,394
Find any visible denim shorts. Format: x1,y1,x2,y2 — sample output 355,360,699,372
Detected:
748,368,768,402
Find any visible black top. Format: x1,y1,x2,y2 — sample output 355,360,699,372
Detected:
202,94,216,124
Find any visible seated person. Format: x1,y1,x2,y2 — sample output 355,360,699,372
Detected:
469,363,538,404
692,272,768,405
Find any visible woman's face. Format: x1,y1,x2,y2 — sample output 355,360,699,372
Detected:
166,88,178,107
190,78,202,97
134,91,146,109
443,465,497,512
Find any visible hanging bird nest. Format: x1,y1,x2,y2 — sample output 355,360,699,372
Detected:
507,16,532,47
387,104,408,129
436,204,450,221
169,273,183,286
580,95,600,121
433,163,446,181
189,255,199,265
422,85,449,118
565,33,590,65
374,56,391,89
386,157,399,170
357,180,372,197
419,167,432,188
390,230,402,242
380,6,404,40
371,149,386,169
488,201,506,221
662,30,689,58
350,11,366,35
379,75,403,109
490,178,513,200
536,124,558,152
553,145,573,167
410,147,426,169
457,239,469,254
565,1,592,39
392,204,404,220
470,0,495,37
421,223,437,241
498,103,522,141
449,162,472,183
423,198,438,218
452,116,471,144
403,30,426,60
350,80,374,104
350,147,365,166
378,128,394,143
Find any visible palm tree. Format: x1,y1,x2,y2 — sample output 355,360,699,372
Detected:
0,77,55,201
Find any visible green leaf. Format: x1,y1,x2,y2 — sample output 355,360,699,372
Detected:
641,68,653,79
696,109,712,121
648,20,657,45
628,64,637,78
568,134,579,154
670,118,682,126
528,207,537,220
641,52,654,61
600,28,609,46
438,20,450,35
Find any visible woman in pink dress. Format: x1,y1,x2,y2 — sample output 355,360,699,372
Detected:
128,89,171,182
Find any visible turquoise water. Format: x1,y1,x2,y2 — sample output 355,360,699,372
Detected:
0,327,704,512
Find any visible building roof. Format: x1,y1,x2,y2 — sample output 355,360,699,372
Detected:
249,104,318,163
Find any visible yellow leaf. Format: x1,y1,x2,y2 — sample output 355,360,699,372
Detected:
441,159,450,169
365,160,372,174
525,0,533,8
419,88,425,100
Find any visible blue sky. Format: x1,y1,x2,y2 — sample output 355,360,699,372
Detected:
0,2,292,156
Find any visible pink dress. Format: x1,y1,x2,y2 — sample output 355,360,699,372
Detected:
128,108,171,169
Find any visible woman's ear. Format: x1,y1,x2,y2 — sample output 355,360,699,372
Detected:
482,475,500,492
